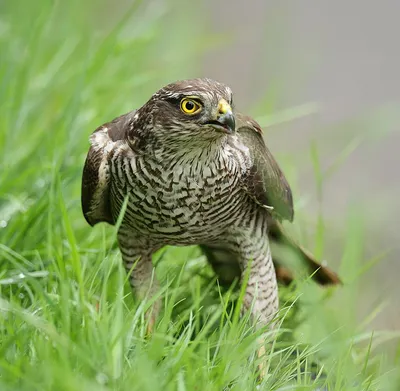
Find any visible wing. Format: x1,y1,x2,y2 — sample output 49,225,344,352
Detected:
236,113,294,222
202,114,341,286
81,110,137,226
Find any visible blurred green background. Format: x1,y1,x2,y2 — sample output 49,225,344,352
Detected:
1,0,400,390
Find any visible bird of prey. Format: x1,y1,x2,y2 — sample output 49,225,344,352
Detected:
81,78,340,335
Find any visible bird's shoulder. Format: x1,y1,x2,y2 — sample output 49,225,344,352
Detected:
234,112,294,222
90,110,139,148
235,113,263,135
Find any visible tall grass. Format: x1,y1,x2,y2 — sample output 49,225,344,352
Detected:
1,1,399,390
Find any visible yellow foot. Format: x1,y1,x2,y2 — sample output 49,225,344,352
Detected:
145,309,157,338
257,344,266,380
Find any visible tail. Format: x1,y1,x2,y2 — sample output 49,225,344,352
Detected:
268,220,342,286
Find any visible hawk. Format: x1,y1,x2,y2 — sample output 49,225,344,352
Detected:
81,78,340,334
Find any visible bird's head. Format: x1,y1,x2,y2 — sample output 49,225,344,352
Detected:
137,78,235,147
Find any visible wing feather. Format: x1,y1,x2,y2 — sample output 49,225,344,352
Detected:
236,114,294,222
234,113,340,285
81,110,137,226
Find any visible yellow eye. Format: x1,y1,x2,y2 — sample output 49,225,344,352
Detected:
180,98,201,115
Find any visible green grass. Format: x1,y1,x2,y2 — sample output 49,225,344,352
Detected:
1,1,400,390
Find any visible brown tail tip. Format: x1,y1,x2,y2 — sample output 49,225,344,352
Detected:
298,244,342,286
269,221,342,287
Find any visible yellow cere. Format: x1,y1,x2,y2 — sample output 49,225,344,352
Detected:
180,98,202,115
217,99,232,115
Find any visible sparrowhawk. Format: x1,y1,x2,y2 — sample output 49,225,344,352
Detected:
81,78,340,334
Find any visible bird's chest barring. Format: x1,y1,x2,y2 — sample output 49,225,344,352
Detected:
119,164,236,225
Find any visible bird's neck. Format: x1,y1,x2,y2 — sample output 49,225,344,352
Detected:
151,135,227,158
146,136,229,168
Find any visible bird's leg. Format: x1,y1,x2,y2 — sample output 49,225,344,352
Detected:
239,239,279,380
117,230,161,336
241,246,279,325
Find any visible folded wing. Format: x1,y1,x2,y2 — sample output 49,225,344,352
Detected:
81,111,137,226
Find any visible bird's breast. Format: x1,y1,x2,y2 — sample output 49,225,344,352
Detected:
109,147,251,242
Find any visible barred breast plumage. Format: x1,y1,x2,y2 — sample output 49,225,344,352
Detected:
81,78,341,343
108,134,256,245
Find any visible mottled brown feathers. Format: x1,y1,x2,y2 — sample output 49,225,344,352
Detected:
236,114,294,222
81,78,340,291
105,111,136,142
81,111,137,226
81,141,113,226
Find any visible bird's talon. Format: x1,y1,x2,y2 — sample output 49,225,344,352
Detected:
257,344,267,381
145,313,156,337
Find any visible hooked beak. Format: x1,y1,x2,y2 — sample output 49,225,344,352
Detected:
205,99,235,134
